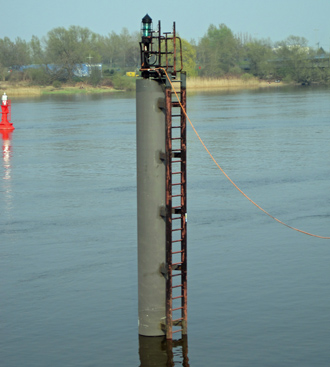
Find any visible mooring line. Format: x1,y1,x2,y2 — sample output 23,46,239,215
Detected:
159,68,330,239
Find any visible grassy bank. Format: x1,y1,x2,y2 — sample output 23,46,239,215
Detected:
41,85,117,95
2,86,42,96
0,82,118,96
187,76,283,90
1,76,284,96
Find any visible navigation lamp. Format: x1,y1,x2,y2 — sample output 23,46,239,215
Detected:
142,14,153,37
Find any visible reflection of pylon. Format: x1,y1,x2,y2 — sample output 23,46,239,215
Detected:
0,101,14,130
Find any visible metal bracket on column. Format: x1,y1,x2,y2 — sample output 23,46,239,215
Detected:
157,97,166,110
159,151,166,162
159,262,168,280
159,206,167,218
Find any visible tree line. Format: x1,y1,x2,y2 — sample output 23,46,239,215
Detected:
196,24,330,84
0,26,140,87
0,24,329,87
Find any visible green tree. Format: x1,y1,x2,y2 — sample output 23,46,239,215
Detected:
117,28,139,68
97,29,139,70
0,64,8,81
14,37,31,68
0,37,16,67
30,35,45,65
244,39,274,78
0,37,31,68
45,26,100,80
0,37,31,81
181,38,197,77
102,32,121,67
274,36,311,83
197,24,241,76
88,67,102,86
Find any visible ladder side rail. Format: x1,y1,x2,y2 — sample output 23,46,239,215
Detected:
165,34,169,71
176,37,183,72
180,74,187,334
158,20,162,67
173,22,176,74
165,85,173,340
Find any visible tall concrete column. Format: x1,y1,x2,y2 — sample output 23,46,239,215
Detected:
136,78,166,336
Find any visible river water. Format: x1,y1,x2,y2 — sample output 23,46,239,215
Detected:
1,86,330,366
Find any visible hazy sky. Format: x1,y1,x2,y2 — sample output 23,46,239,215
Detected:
3,0,330,48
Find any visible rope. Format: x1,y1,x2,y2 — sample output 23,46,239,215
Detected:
158,68,330,239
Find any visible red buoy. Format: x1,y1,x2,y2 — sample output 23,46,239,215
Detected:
0,93,14,131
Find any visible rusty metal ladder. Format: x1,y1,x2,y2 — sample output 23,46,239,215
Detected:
165,72,187,340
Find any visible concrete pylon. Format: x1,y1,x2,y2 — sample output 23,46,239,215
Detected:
136,78,167,336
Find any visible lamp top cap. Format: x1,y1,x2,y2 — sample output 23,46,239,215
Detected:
142,14,152,23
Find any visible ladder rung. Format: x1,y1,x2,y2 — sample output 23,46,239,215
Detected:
172,273,182,277
172,239,182,243
172,329,183,334
173,317,184,322
171,126,181,129
172,228,183,232
171,194,182,198
171,137,182,140
172,285,183,289
172,295,183,300
172,251,183,255
172,183,182,186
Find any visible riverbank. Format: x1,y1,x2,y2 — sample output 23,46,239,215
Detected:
0,82,118,96
187,76,283,90
1,77,284,96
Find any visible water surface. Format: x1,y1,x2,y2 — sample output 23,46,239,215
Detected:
1,87,330,366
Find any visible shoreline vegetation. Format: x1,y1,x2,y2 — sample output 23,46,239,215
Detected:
1,77,285,96
1,83,119,96
2,24,330,98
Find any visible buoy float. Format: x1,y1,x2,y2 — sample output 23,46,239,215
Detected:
0,92,14,130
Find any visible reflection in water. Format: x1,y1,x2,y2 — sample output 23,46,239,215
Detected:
139,335,189,367
1,130,13,216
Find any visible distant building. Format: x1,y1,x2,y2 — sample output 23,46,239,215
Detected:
74,63,102,77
